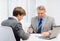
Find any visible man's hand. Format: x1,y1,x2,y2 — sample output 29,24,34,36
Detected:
41,32,50,38
27,28,33,33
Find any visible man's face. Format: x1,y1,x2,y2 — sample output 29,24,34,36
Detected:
37,9,46,18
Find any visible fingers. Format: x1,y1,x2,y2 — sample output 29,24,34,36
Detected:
27,28,33,33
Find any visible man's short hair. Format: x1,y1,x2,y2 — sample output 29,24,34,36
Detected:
37,5,46,10
13,7,26,17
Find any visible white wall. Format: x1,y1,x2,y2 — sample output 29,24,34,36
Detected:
0,0,8,25
46,0,60,25
0,0,60,28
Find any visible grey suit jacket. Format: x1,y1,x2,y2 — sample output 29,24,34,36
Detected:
1,17,29,41
30,15,56,33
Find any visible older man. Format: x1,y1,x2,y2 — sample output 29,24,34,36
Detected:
28,5,56,37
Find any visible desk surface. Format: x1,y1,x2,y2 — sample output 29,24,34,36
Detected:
24,34,60,41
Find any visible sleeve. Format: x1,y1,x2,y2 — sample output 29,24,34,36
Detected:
29,18,33,28
15,23,29,40
49,18,56,36
28,18,35,33
51,18,56,30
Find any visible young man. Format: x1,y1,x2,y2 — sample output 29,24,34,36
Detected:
1,7,29,41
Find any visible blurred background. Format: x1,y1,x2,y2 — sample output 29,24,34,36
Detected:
0,0,60,31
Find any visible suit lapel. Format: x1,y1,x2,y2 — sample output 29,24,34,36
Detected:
42,15,47,32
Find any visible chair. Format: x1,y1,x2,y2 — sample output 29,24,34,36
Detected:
0,26,16,41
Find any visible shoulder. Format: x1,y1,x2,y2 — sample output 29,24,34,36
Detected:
1,17,18,26
46,15,55,21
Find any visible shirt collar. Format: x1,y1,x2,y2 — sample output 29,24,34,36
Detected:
38,18,43,22
12,16,18,21
38,15,46,21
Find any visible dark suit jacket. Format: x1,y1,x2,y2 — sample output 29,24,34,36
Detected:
1,17,29,41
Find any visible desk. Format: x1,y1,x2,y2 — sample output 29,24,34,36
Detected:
24,34,60,41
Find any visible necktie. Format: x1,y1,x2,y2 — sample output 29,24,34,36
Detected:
37,18,43,33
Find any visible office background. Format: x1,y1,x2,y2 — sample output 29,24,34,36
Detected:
0,0,60,30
